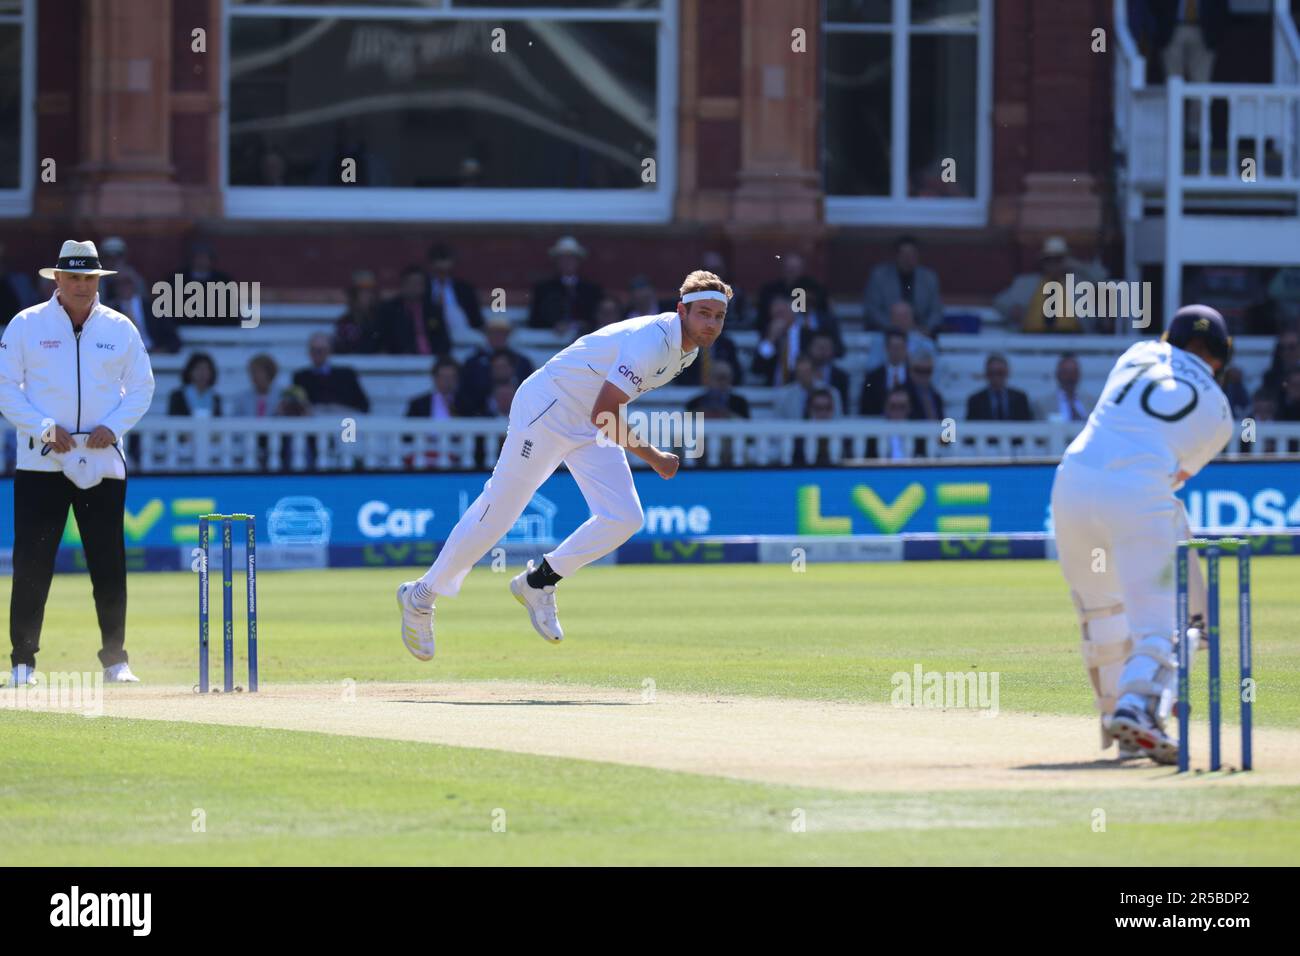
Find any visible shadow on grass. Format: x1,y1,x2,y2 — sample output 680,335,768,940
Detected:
1014,758,1163,772
393,699,637,707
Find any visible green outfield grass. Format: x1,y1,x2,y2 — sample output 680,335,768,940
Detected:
2,559,1298,865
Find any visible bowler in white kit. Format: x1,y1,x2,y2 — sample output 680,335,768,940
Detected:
396,270,730,656
1051,305,1234,764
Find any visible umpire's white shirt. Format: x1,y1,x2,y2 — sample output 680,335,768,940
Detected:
0,291,156,471
542,311,699,412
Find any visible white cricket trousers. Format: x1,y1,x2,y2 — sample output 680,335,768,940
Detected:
419,369,644,597
1051,460,1201,716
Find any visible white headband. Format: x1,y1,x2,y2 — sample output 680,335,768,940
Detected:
681,290,728,304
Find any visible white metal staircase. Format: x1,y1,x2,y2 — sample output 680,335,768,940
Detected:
1114,0,1300,322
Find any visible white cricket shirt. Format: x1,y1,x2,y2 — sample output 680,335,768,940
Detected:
541,311,699,413
1060,340,1233,488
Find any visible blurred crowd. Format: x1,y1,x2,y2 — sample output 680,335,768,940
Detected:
3,231,1299,466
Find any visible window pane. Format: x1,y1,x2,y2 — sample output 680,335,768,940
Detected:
908,34,976,197
0,23,19,189
910,0,978,28
826,0,890,24
228,17,658,189
824,34,891,196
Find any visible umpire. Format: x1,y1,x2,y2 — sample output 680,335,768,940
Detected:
0,240,155,686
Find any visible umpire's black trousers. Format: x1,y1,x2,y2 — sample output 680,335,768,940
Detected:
9,469,129,669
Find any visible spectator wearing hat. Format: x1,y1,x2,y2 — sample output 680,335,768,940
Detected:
527,236,604,333
334,270,385,355
456,315,534,414
99,237,146,298
379,265,451,357
993,236,1108,333
862,236,944,333
0,240,155,686
426,242,485,343
167,352,223,417
293,332,370,413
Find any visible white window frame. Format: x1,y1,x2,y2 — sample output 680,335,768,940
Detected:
824,0,993,227
0,0,35,218
221,1,678,223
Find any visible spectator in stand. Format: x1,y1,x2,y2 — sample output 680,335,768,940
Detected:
755,252,844,357
775,354,843,419
333,269,385,355
527,235,603,335
807,331,851,413
484,378,517,418
1278,365,1300,421
966,353,1033,421
178,242,239,327
751,296,798,386
1243,390,1277,454
99,237,146,298
908,355,946,422
867,388,926,460
0,240,40,320
792,388,850,467
426,242,485,343
167,352,222,417
102,272,181,354
1261,329,1300,399
993,236,1108,333
866,301,938,369
380,265,450,357
1221,365,1251,422
626,275,672,319
1033,353,1097,422
457,315,534,414
861,330,914,416
293,332,370,413
594,296,624,328
230,354,280,418
406,357,463,418
701,250,749,328
1147,0,1228,84
862,235,944,333
686,363,750,419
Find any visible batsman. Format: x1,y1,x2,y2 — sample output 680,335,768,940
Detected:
1050,305,1234,764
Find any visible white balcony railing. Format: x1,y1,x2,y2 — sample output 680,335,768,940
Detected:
6,418,1298,474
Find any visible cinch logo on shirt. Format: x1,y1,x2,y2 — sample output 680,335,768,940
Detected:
40,340,61,349
618,364,645,389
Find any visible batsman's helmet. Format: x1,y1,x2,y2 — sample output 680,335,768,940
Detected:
1163,304,1233,366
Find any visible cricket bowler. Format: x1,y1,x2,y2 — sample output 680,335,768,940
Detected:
396,270,729,656
1051,305,1234,764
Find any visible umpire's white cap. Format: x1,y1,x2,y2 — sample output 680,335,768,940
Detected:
39,240,118,280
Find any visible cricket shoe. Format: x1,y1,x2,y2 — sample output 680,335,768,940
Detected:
103,662,140,683
6,664,37,687
396,581,436,661
1106,708,1177,765
510,561,563,643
